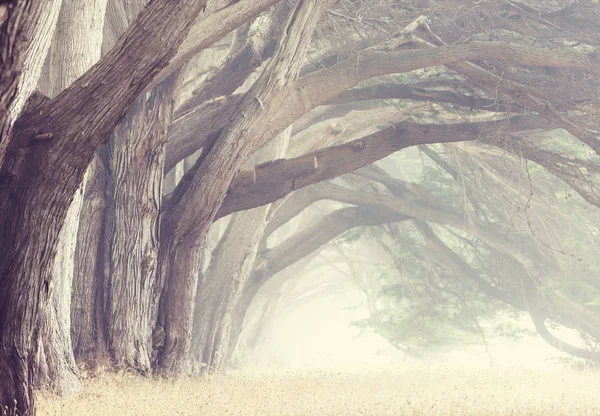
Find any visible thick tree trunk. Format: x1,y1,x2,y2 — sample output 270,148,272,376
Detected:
0,0,39,166
189,127,290,373
71,0,140,372
0,1,207,413
1,1,61,403
73,0,184,373
157,0,330,376
71,149,112,371
105,74,178,372
7,0,63,127
34,0,109,395
36,185,85,395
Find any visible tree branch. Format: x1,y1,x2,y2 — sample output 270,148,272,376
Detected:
258,206,410,278
216,115,549,218
166,39,598,169
6,0,208,184
148,0,282,90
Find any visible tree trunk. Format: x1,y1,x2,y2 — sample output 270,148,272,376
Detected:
7,0,63,127
224,268,269,366
71,149,112,371
73,0,183,373
0,1,208,412
33,0,109,395
36,185,86,395
189,127,290,373
105,74,178,372
0,0,39,166
70,0,141,372
156,0,330,376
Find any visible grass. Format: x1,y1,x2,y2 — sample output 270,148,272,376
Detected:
37,365,600,415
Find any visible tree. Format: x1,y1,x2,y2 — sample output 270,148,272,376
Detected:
0,1,208,412
2,1,600,414
156,0,332,375
35,0,108,395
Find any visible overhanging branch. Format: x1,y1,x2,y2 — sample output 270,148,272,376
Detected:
216,115,549,218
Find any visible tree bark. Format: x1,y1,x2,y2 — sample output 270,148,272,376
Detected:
216,116,548,218
74,0,186,373
106,74,178,372
36,186,86,395
189,127,291,373
33,0,109,396
148,0,283,90
71,149,111,371
71,0,127,372
0,0,40,166
7,0,63,127
176,0,293,115
0,1,207,413
157,0,330,376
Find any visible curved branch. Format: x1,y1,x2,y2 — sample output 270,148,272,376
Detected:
263,187,318,237
415,221,525,310
216,115,549,218
328,83,514,112
166,39,596,168
148,0,282,90
490,137,600,209
530,310,600,362
259,206,410,277
176,1,294,117
410,36,600,154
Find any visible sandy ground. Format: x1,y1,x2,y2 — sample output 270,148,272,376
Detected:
37,365,600,415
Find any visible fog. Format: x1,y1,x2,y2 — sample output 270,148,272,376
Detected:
239,258,580,372
5,0,600,415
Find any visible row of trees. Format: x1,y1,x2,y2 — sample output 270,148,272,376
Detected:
1,0,600,414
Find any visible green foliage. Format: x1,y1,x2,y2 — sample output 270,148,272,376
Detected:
351,139,600,357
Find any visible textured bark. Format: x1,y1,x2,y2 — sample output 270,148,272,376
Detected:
157,0,330,375
0,0,39,167
33,0,109,396
149,0,282,90
8,0,63,127
288,105,414,157
75,0,183,373
164,1,292,171
176,0,293,115
37,186,85,395
189,127,290,373
165,96,237,172
216,116,548,218
106,74,178,372
0,1,207,413
164,39,600,168
71,150,111,371
70,0,127,372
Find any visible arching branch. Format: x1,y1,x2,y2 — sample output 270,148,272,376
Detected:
259,206,410,277
216,115,549,218
166,38,600,168
148,0,283,90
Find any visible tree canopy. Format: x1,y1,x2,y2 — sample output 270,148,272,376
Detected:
1,0,600,414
